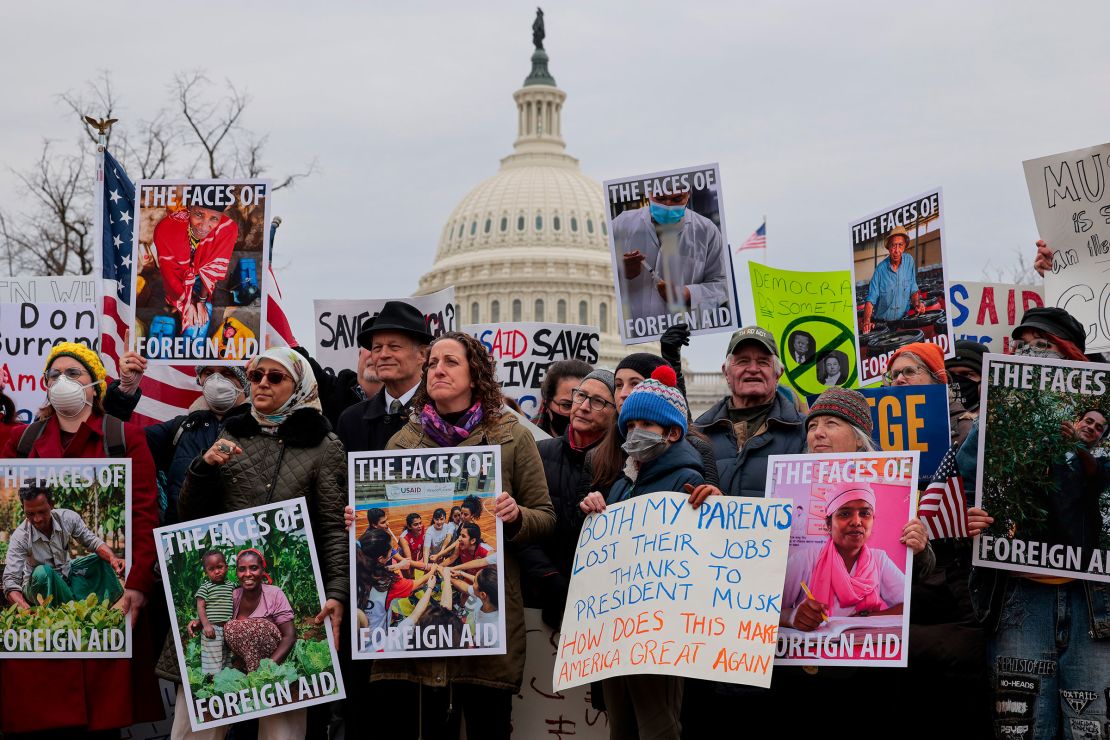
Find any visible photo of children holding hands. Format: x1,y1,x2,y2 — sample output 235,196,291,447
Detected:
348,447,507,659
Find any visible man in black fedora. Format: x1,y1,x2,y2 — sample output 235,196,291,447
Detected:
336,301,432,453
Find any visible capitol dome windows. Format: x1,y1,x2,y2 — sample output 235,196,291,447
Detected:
512,299,522,322
599,302,608,332
601,218,607,236
491,300,500,323
586,218,594,234
579,300,588,325
470,221,477,236
553,215,561,231
535,214,543,231
557,299,566,323
534,299,544,322
500,216,508,232
471,302,480,324
517,215,525,232
570,216,578,232
484,218,492,234
457,222,464,238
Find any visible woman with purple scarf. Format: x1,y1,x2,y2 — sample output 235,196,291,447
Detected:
369,332,555,740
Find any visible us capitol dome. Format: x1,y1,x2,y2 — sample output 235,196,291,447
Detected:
416,26,634,368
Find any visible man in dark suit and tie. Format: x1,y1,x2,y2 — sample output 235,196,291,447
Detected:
336,301,432,453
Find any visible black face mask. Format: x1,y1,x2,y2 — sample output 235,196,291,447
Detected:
949,375,980,410
549,411,570,437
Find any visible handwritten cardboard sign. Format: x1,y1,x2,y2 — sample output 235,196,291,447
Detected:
749,262,858,396
1024,143,1110,353
465,322,600,418
554,492,791,691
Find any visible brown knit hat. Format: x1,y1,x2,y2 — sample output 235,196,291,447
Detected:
890,342,948,383
805,387,873,436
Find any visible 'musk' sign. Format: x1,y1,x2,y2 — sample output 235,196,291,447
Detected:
554,492,792,691
465,322,600,417
948,281,1043,354
313,288,456,375
1024,143,1110,353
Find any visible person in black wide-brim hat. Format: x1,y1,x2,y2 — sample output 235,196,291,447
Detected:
336,301,433,455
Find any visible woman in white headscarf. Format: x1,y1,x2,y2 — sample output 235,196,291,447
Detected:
158,347,348,740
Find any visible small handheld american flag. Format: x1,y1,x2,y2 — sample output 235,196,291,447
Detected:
917,444,969,540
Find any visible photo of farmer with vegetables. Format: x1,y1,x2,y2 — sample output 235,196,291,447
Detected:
155,499,345,732
0,461,131,657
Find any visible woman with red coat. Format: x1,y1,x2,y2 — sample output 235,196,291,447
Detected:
0,342,162,738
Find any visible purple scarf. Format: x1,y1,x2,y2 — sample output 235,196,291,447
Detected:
419,402,485,447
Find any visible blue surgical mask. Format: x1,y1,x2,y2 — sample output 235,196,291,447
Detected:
649,201,686,225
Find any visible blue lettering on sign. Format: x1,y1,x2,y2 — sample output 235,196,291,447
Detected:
949,282,970,328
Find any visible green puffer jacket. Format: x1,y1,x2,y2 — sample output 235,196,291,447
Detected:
155,407,348,681
368,411,555,692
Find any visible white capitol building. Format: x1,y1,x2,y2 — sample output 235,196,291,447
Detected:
416,24,726,415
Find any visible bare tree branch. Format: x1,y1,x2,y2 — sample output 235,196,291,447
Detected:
981,248,1040,286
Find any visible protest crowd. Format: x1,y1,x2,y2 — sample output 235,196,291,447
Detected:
2,225,1107,740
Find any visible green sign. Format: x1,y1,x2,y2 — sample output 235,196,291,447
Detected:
748,261,859,396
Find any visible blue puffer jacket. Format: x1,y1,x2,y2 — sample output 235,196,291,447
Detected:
693,387,807,498
607,437,706,503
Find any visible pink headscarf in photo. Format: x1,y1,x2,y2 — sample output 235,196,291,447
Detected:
809,482,886,614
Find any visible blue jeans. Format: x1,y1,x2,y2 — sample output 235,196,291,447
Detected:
990,578,1110,739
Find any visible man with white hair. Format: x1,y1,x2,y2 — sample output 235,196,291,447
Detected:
693,326,806,497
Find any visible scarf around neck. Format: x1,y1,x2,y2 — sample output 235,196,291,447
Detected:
420,402,484,447
808,538,887,614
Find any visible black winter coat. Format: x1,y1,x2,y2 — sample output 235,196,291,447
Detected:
335,388,414,454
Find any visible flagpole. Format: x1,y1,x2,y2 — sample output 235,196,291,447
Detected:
85,116,116,370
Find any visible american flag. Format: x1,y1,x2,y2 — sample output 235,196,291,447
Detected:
736,220,766,252
917,444,969,540
99,149,296,425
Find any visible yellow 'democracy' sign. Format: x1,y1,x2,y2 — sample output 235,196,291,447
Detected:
748,262,859,396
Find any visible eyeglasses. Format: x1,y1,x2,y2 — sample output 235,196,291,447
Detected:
883,365,932,384
571,388,615,411
1010,338,1056,354
247,369,293,385
44,368,88,385
550,399,574,412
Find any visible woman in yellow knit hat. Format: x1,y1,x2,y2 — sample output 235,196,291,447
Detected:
0,341,163,735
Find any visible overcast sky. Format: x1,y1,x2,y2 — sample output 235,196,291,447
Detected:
4,0,1108,371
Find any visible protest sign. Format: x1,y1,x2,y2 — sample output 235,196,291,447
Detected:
465,322,600,417
349,446,505,659
130,180,271,365
604,163,739,344
749,261,857,396
0,277,97,423
1023,143,1110,353
808,385,950,484
949,281,1044,354
973,354,1110,582
155,499,344,731
851,189,953,385
554,491,791,691
766,452,918,667
514,608,608,739
0,459,131,658
313,288,457,376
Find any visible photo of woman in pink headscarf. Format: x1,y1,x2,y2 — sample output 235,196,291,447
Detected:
780,481,906,632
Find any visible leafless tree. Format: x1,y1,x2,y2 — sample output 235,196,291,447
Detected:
0,71,314,277
980,248,1040,286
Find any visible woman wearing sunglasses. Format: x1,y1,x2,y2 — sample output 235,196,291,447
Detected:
158,347,347,739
